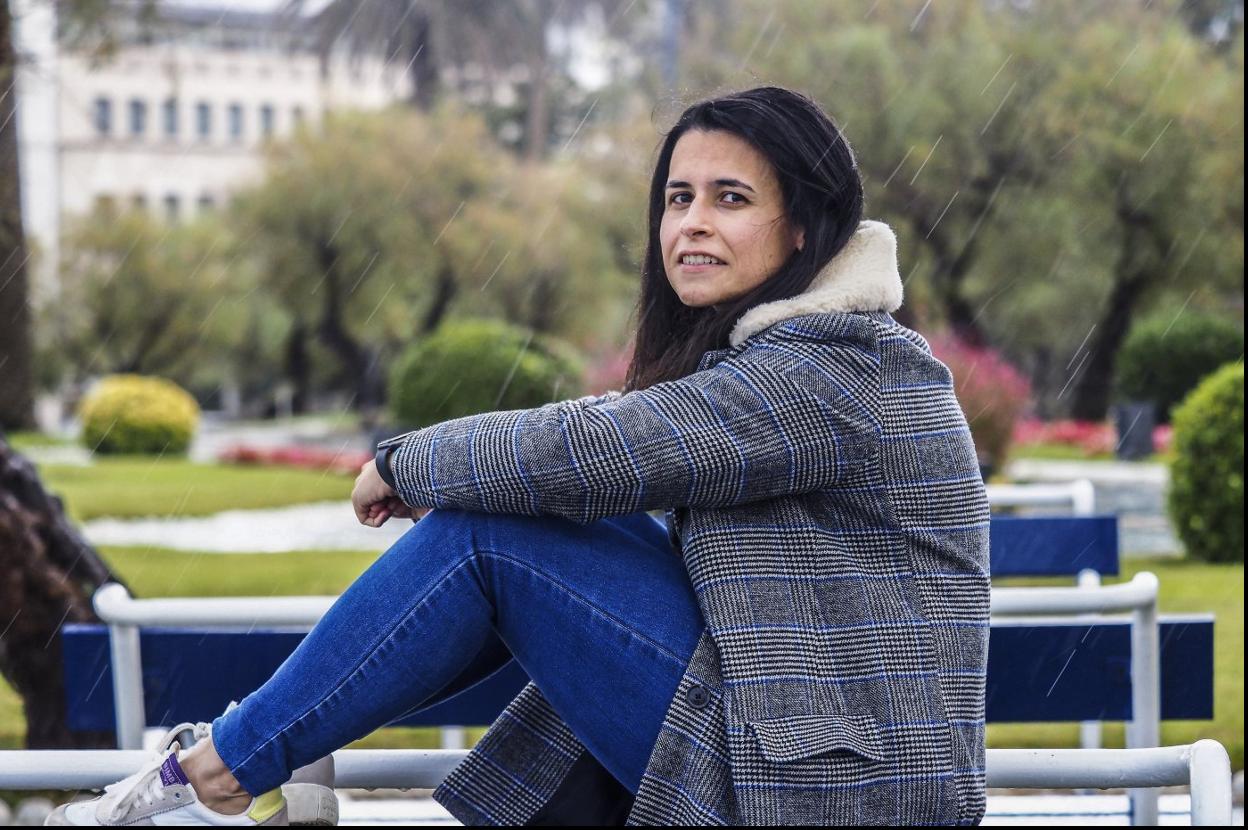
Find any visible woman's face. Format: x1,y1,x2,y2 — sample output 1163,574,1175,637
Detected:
660,129,804,310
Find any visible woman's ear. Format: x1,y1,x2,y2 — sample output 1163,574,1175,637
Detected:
795,226,806,252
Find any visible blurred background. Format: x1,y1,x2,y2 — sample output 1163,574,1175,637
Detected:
0,0,1242,822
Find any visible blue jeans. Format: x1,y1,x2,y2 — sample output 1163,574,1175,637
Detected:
211,508,706,798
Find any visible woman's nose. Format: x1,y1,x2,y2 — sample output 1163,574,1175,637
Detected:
681,202,713,236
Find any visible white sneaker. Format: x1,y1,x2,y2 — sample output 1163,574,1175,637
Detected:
44,747,287,826
152,708,338,827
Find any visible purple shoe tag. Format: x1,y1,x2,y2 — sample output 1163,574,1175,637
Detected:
159,754,191,788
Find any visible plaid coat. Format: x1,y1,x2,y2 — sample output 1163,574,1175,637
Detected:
377,220,991,825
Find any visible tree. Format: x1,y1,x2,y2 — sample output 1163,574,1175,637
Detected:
1042,8,1244,418
676,0,1243,418
2,0,159,430
0,1,36,431
0,0,150,750
289,0,651,161
36,205,273,406
230,106,511,415
229,104,645,415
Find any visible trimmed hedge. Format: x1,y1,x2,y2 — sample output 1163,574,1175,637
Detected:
77,374,200,456
1167,362,1244,563
1116,313,1244,423
389,318,586,429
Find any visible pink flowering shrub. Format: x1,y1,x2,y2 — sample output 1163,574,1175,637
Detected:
583,340,634,397
217,444,373,475
927,333,1032,469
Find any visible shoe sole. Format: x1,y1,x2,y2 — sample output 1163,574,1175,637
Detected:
45,802,295,826
281,782,339,826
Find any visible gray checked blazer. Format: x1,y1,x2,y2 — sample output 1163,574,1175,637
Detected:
376,220,991,825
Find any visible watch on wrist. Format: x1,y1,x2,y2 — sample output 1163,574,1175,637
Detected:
375,444,398,489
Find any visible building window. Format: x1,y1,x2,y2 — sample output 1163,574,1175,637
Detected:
94,97,112,136
164,194,180,221
129,99,146,136
132,193,147,210
196,102,212,140
163,98,178,138
291,106,305,127
197,194,215,211
259,104,275,138
228,103,243,141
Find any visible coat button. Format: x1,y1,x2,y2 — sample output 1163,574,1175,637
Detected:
685,684,710,709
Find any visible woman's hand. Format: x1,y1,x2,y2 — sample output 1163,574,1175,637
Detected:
352,459,431,527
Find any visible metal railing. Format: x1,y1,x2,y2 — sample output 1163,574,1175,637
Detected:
991,572,1160,824
986,478,1103,755
0,741,1232,825
986,478,1097,516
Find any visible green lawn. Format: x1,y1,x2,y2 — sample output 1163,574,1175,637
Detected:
6,430,77,450
1010,442,1173,465
32,458,356,523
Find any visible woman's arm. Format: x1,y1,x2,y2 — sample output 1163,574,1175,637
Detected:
376,336,881,526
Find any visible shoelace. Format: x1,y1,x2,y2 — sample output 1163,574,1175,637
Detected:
101,748,185,823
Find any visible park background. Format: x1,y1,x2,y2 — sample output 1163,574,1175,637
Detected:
0,0,1243,815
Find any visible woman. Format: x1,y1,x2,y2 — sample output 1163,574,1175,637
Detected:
50,86,990,827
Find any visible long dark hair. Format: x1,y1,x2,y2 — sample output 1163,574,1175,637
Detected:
623,86,864,392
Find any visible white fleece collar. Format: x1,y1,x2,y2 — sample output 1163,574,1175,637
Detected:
728,219,904,348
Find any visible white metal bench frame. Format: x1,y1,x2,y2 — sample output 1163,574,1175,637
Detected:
0,742,1232,825
91,571,1169,824
987,478,1106,758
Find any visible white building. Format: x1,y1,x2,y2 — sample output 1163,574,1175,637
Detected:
14,0,413,299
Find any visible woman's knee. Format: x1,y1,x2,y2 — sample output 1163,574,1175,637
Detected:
377,507,480,571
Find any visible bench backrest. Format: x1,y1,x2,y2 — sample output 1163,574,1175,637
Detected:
989,514,1119,578
61,615,1212,732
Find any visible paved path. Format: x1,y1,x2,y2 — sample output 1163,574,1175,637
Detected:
80,500,411,553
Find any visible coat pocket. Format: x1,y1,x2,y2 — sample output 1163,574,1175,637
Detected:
746,713,888,764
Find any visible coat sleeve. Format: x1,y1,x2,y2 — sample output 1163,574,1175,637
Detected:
376,339,881,526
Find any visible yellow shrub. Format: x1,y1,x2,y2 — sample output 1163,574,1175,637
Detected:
78,374,200,456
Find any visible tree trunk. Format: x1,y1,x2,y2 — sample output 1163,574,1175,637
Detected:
522,48,550,163
285,319,311,415
315,251,382,410
1067,181,1170,420
405,4,439,111
0,438,122,748
1067,263,1149,421
419,262,457,334
0,4,37,432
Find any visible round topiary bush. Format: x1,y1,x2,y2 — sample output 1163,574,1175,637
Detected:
1116,312,1244,424
389,318,586,429
77,374,201,456
1166,362,1243,562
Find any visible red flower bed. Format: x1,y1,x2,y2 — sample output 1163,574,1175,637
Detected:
1012,419,1174,457
217,444,374,475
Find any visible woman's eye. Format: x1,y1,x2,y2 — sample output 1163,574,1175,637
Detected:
668,192,746,206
